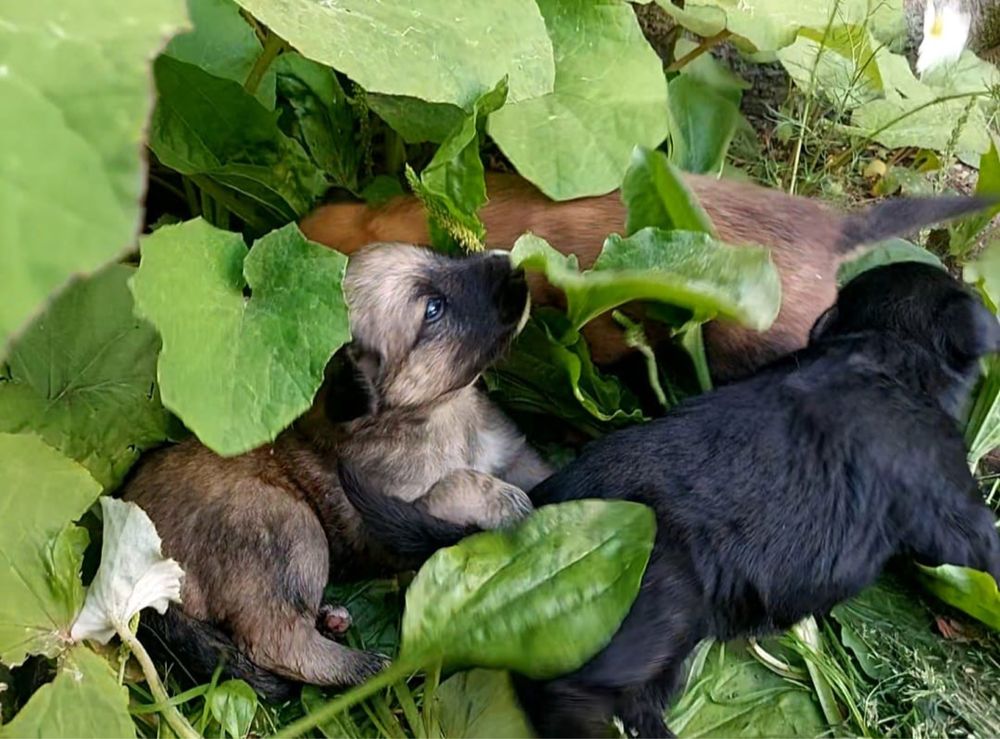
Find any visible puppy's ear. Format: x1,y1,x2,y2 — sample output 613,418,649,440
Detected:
808,305,839,344
938,297,1000,361
323,348,378,422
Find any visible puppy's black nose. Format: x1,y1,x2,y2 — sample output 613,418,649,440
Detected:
496,265,528,326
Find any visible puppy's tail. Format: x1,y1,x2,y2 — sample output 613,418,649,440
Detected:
837,194,998,251
139,608,298,703
338,461,478,561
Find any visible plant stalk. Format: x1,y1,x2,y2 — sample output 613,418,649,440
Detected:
117,621,200,739
275,661,416,739
244,30,286,97
792,617,845,729
666,30,732,72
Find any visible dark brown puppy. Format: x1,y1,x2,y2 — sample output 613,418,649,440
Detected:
300,172,991,380
125,244,551,699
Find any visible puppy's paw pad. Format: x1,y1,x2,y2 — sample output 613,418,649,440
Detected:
317,604,352,638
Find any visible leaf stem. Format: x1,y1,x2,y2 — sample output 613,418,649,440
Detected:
275,661,417,739
244,30,286,98
792,617,845,729
117,621,199,739
422,662,441,738
666,30,732,72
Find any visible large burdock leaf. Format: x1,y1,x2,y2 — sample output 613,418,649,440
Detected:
655,0,904,53
166,0,277,108
231,0,554,108
400,500,655,679
777,25,885,108
130,219,350,456
0,265,173,490
71,498,184,644
917,565,1000,632
488,0,669,200
0,645,134,739
150,56,327,232
0,0,188,355
0,434,100,666
511,232,780,332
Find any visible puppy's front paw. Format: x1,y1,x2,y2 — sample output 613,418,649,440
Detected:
484,483,533,528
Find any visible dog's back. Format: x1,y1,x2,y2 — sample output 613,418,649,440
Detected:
524,293,1000,736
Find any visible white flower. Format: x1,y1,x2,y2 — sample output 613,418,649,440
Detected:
71,498,184,644
916,0,972,77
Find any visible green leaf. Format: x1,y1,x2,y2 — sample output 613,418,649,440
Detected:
275,53,360,191
0,645,134,738
324,578,404,657
672,38,750,109
367,95,467,144
777,25,885,108
488,0,669,199
0,265,174,490
0,434,100,666
401,499,655,679
667,76,741,176
149,55,326,231
656,0,904,53
917,564,1000,632
230,0,554,108
209,680,259,739
511,231,780,331
667,641,826,738
413,79,509,252
0,0,188,355
963,242,1000,468
166,0,276,108
951,142,1000,256
837,238,943,288
436,670,535,739
130,219,350,456
622,147,716,235
485,309,646,435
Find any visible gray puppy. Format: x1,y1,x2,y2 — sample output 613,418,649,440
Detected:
125,243,551,699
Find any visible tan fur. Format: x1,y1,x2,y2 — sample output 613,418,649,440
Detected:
124,244,552,692
299,173,852,379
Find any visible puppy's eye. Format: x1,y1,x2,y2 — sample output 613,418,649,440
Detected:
424,295,446,323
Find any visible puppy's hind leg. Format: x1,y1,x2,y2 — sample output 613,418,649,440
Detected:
242,608,388,688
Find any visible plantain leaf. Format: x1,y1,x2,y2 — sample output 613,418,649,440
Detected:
0,434,99,666
149,56,327,231
837,238,943,288
130,219,350,456
511,231,780,332
436,669,535,739
917,564,1000,632
485,309,646,436
401,499,655,679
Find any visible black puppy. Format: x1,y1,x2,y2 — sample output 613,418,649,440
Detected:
338,262,1000,738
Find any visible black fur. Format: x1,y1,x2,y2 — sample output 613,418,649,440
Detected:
837,194,999,250
516,262,1000,738
139,608,299,703
337,461,476,562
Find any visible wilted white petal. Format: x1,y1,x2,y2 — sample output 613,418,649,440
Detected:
70,498,184,643
917,0,972,76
